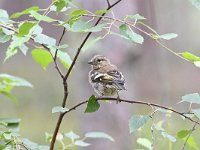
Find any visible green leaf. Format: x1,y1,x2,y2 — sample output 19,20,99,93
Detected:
161,132,176,142
65,20,105,33
22,139,38,149
0,118,21,128
189,0,200,10
3,132,12,140
180,93,200,104
158,33,178,40
50,49,72,69
38,145,50,150
129,115,150,133
54,0,68,12
5,48,17,61
119,24,144,44
31,24,43,35
85,95,100,113
45,132,53,142
85,132,114,141
19,43,28,55
30,11,55,22
155,107,172,114
82,37,102,52
137,138,152,150
69,9,87,17
126,14,146,20
2,28,15,35
74,140,90,147
194,61,200,67
153,123,176,142
5,36,30,61
65,131,80,141
0,29,11,43
0,92,17,103
85,24,106,32
0,9,9,18
10,6,40,18
34,34,56,47
185,136,198,149
52,106,69,113
31,48,53,70
18,22,36,36
182,52,200,61
192,109,200,119
94,9,110,15
65,20,90,32
0,74,33,87
0,121,7,127
177,130,191,139
67,16,81,26
0,9,11,24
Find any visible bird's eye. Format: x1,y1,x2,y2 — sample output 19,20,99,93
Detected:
97,59,101,62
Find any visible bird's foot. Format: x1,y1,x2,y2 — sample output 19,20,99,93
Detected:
116,95,121,104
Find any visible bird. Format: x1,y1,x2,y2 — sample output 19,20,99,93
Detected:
88,55,126,103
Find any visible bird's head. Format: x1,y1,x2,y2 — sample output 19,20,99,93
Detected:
88,55,110,70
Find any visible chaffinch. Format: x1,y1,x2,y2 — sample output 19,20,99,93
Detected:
88,55,125,102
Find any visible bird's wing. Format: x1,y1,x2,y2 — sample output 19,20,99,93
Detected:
91,70,126,90
106,70,126,90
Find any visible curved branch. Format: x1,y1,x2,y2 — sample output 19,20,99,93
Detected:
63,97,200,126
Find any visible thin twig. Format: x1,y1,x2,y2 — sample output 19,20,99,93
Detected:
106,0,111,7
155,40,189,62
53,27,66,79
62,97,200,125
83,14,191,63
43,1,55,16
181,119,199,150
83,14,152,37
55,27,66,59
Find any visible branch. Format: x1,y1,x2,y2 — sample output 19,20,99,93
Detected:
181,119,199,150
63,97,200,126
53,27,66,79
56,27,66,57
106,0,111,7
50,1,122,149
64,0,122,81
83,14,190,63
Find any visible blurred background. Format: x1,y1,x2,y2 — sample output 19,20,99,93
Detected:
1,0,200,149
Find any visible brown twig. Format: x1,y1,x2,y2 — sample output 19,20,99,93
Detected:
62,97,200,126
53,27,66,79
181,119,199,150
55,27,66,61
106,0,111,7
49,1,122,149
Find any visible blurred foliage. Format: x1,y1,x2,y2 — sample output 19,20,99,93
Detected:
1,0,200,149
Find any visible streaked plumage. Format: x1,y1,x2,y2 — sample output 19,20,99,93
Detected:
88,55,125,97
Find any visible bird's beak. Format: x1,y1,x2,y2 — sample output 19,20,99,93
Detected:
88,61,93,65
